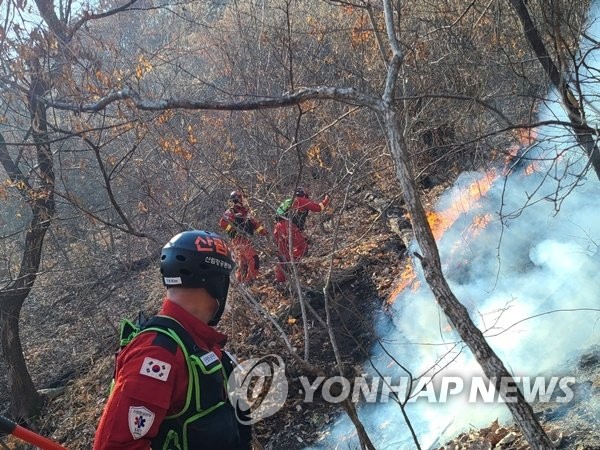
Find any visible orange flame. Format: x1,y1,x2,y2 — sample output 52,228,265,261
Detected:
387,172,497,304
524,162,537,175
388,128,538,304
426,170,496,241
503,127,539,175
516,127,537,146
387,263,421,304
504,145,520,167
469,213,493,234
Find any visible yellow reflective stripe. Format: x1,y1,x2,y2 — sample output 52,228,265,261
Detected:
256,225,265,233
225,224,233,232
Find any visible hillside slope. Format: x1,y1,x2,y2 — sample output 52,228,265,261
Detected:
2,172,599,450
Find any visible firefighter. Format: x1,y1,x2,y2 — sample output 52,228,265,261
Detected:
93,230,251,450
219,191,267,283
273,187,330,282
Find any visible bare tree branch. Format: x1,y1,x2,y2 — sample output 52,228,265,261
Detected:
68,0,141,38
0,132,33,200
45,86,380,112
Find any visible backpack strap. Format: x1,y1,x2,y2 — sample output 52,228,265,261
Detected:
118,319,140,347
220,350,236,378
141,315,228,413
142,316,201,355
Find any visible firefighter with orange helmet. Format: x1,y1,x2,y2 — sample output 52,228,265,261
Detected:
219,191,267,282
273,187,330,282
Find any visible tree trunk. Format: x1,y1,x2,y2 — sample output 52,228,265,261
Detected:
382,107,554,449
508,0,600,181
0,181,52,421
0,67,55,422
0,302,41,422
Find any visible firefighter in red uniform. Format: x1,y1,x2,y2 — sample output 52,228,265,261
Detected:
94,230,251,450
219,191,267,282
274,187,330,282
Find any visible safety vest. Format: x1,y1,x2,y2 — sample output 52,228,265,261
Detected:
117,316,247,450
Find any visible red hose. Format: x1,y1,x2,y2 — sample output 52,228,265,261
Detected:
0,415,67,450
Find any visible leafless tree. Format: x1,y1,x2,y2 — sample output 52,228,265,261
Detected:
508,0,600,180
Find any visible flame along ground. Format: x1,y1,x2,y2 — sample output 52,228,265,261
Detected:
387,128,539,304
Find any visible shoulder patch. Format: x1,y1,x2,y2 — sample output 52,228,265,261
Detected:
129,406,155,439
139,356,172,381
200,351,219,367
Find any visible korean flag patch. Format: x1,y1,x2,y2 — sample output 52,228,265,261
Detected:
129,406,155,439
140,356,172,381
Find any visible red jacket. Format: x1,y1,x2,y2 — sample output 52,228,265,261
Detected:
292,196,328,213
288,195,329,231
218,205,266,240
94,300,227,450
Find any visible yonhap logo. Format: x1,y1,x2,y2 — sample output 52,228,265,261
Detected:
227,354,288,425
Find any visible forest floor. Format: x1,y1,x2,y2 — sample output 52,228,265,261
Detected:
1,168,600,450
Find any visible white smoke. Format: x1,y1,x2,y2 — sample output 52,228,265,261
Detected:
308,6,600,448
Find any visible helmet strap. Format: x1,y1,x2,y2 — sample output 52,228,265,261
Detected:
207,298,221,326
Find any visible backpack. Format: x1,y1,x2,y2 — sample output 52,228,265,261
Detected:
276,197,310,231
276,198,293,216
115,314,248,450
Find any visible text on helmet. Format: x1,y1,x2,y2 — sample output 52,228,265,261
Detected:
195,235,230,256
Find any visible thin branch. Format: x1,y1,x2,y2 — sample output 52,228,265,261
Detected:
68,0,141,38
365,3,388,64
54,191,153,240
322,180,377,450
398,93,513,126
83,136,141,236
382,0,403,103
0,132,33,200
484,308,600,338
236,284,295,353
